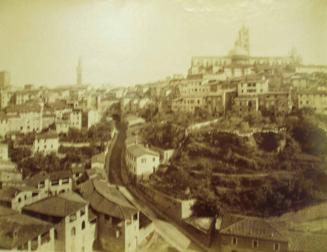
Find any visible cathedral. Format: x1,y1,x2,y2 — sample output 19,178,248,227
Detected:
188,26,302,77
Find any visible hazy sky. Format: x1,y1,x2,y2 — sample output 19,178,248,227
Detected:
0,0,326,86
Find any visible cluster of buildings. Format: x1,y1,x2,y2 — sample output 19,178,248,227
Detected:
0,140,155,252
117,26,327,117
124,115,175,183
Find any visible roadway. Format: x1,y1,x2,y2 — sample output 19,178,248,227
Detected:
106,120,204,252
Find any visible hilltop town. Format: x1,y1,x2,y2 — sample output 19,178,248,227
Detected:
0,26,327,252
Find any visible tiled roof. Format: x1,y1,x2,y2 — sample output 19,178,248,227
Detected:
5,103,41,114
35,131,58,140
48,170,72,180
78,179,137,219
219,215,287,242
24,170,72,187
184,217,215,234
24,171,48,187
0,186,35,202
0,206,52,250
127,144,159,158
23,192,86,219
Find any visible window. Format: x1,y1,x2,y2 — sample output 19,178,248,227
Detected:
231,237,237,245
69,214,77,222
81,221,86,230
71,227,76,236
273,243,280,251
80,208,86,216
252,240,259,249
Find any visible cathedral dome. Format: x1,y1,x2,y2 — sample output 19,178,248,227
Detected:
229,46,249,60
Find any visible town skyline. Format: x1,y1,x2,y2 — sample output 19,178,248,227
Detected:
0,0,326,86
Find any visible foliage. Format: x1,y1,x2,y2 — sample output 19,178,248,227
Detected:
141,122,185,149
18,153,61,177
60,121,112,143
253,132,283,152
9,145,32,163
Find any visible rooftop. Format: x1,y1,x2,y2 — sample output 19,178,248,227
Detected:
127,144,160,158
35,131,58,140
78,179,137,219
219,214,287,242
0,206,52,250
0,186,35,202
23,192,86,219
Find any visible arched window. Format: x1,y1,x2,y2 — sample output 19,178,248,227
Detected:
71,227,76,236
81,221,85,230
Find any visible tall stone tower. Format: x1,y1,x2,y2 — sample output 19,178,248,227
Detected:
76,58,82,86
234,26,250,56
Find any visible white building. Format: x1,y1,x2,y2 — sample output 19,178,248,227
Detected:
0,143,9,160
25,170,73,196
0,185,47,212
237,77,269,96
84,110,100,129
298,90,327,114
33,132,59,154
125,144,160,182
23,192,96,252
172,96,205,113
69,109,83,130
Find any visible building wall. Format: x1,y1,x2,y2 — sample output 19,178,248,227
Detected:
49,178,72,195
238,79,269,96
172,97,205,113
33,137,59,154
64,205,95,252
215,234,288,252
0,144,8,160
125,151,160,182
298,93,327,114
69,110,82,130
16,227,55,252
0,170,22,184
134,154,159,181
11,190,48,212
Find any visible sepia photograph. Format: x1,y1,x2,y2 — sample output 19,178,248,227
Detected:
0,0,326,251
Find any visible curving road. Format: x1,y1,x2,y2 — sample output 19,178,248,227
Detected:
106,119,205,251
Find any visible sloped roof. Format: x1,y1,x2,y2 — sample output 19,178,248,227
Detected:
0,206,52,249
78,179,137,219
35,131,58,140
24,170,72,187
0,186,35,202
127,144,159,158
219,215,287,242
23,192,86,218
24,171,48,187
184,217,215,234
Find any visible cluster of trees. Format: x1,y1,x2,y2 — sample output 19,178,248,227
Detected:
141,122,185,149
286,109,327,156
18,153,62,177
60,121,113,143
253,132,284,152
9,145,32,163
17,144,103,178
